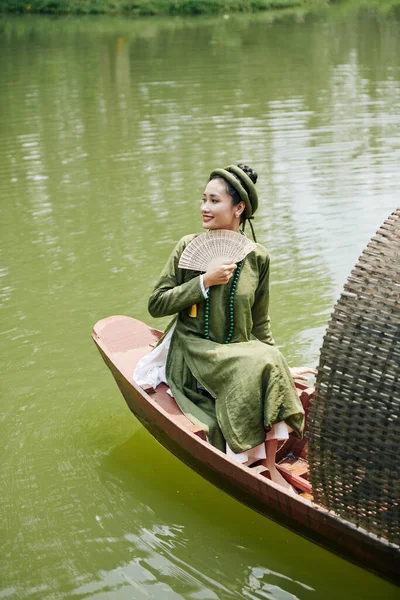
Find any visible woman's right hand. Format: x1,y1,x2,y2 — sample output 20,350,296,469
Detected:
203,260,237,288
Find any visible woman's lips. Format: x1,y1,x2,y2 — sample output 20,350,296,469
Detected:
203,215,213,222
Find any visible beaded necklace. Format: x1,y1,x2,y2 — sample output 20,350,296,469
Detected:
204,260,243,344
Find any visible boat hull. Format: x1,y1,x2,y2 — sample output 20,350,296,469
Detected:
92,315,400,584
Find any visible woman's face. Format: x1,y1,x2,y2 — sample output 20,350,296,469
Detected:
201,178,244,231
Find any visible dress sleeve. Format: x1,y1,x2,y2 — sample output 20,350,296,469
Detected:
251,253,275,346
148,238,204,318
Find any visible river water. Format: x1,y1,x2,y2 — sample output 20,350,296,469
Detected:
0,5,399,599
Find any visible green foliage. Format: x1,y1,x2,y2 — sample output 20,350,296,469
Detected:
0,0,316,15
2,0,400,15
1,0,121,13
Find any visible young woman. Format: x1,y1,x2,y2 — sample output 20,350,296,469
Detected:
135,164,316,491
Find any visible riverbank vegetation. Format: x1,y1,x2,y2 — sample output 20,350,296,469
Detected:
0,0,326,16
1,0,400,16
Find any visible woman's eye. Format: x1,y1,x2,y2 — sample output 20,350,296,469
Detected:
201,198,219,204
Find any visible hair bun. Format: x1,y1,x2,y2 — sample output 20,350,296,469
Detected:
237,163,258,185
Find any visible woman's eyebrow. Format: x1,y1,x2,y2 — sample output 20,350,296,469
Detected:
204,193,221,198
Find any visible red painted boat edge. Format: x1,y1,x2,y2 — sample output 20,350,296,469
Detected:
92,315,400,584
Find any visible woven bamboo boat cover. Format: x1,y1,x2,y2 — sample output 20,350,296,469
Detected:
308,209,400,545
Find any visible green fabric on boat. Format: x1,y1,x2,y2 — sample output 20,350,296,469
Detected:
148,234,305,454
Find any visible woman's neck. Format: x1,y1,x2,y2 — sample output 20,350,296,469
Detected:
214,224,240,233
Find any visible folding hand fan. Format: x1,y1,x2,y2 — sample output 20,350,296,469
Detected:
178,230,256,272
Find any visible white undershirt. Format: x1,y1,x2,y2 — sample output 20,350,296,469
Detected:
199,274,209,298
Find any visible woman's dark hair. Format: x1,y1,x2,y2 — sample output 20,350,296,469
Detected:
210,163,258,222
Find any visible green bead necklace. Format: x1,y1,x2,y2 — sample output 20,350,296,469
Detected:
204,260,243,344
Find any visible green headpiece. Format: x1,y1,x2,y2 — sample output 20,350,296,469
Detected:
209,164,259,240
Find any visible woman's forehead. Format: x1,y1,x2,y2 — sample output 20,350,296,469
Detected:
204,178,227,196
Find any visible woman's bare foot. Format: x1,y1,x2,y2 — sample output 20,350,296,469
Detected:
265,438,297,494
269,466,297,494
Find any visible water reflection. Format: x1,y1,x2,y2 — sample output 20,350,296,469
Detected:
0,6,399,599
67,429,392,600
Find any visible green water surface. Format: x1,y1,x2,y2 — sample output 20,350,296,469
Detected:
1,5,399,599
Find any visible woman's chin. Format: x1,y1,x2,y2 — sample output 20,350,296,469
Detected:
202,222,236,232
202,221,215,230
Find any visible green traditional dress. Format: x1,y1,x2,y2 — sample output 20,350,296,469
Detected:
148,234,305,454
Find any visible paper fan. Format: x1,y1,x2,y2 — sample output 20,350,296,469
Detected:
178,230,256,272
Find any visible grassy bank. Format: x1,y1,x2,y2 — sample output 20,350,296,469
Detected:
2,0,400,16
0,0,326,16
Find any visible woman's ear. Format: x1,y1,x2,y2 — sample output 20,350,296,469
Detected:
235,201,245,217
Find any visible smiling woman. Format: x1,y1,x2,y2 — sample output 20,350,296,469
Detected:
2,6,400,597
202,170,251,235
201,180,241,231
134,163,316,492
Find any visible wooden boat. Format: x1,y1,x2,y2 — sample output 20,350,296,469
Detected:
92,315,400,584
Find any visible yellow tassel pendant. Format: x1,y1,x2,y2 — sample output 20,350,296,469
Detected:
189,304,197,318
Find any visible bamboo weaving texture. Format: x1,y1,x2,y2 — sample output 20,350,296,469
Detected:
308,209,400,545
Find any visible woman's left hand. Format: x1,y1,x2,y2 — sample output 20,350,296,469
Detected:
290,367,318,380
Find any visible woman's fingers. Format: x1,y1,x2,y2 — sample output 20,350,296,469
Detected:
225,263,236,273
205,262,237,286
225,263,237,281
290,367,318,380
297,367,317,375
